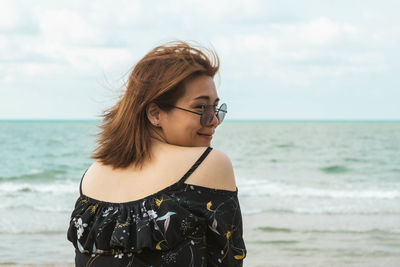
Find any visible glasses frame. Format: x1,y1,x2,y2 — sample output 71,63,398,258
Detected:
165,103,227,127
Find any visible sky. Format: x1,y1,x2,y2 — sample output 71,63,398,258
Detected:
1,0,399,120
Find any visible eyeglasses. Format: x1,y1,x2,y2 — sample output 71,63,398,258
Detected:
166,103,227,127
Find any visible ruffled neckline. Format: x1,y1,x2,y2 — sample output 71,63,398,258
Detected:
77,181,238,206
68,180,241,257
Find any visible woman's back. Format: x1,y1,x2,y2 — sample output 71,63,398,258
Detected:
68,146,246,266
79,143,237,203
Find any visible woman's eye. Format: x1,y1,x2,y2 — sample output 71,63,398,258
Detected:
194,104,218,110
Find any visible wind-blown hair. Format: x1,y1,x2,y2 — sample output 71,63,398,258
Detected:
90,41,220,170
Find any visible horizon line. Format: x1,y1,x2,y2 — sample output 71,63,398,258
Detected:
1,118,399,122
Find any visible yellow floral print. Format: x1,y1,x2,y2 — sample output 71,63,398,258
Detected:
88,204,98,214
234,249,246,260
155,197,163,208
155,240,166,250
206,201,215,212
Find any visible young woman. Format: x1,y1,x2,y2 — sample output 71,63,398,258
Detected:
67,41,247,266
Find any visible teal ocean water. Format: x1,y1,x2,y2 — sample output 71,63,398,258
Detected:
0,120,399,265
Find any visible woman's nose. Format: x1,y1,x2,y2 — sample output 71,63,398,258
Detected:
208,112,219,127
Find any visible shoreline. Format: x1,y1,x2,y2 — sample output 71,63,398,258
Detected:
1,212,399,266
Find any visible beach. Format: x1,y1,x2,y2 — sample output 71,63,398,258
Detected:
242,212,400,267
1,120,399,266
0,212,399,266
1,210,400,267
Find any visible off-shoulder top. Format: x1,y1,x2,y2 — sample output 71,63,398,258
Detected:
67,147,247,266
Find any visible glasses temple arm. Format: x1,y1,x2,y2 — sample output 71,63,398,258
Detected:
173,106,202,115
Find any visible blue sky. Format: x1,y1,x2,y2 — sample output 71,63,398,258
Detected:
1,0,399,120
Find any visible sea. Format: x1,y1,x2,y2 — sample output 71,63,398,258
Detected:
0,120,399,266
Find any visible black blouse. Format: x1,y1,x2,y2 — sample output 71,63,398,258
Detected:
67,147,247,266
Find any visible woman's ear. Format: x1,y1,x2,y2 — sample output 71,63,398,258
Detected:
146,103,161,126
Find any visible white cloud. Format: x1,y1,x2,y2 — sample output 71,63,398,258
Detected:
298,17,340,45
0,0,19,29
272,17,360,47
35,8,100,45
0,35,7,50
212,16,389,87
19,63,64,77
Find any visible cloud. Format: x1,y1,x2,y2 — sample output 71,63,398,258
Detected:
35,8,100,45
297,17,348,45
0,1,19,30
212,16,389,88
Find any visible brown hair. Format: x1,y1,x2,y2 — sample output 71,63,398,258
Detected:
90,40,220,170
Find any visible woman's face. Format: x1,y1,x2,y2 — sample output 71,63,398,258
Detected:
160,75,220,147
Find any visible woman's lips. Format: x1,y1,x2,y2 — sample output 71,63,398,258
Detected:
197,130,214,136
198,133,213,139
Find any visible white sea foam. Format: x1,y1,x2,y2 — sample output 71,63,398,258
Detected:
0,181,77,194
238,180,400,199
0,203,71,213
28,168,44,174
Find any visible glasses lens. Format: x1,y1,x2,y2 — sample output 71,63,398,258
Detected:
217,103,227,124
200,105,214,127
200,103,227,126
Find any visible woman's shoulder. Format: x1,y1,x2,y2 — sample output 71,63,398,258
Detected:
181,146,237,192
171,145,234,167
179,145,232,162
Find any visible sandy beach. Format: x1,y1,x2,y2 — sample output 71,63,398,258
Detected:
1,212,400,266
242,212,400,267
2,212,400,266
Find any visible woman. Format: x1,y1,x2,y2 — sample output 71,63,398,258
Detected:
67,41,247,266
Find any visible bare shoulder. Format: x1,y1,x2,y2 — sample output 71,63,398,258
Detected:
187,147,237,192
76,161,99,199
208,148,237,190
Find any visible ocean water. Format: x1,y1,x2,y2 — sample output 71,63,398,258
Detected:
0,120,399,265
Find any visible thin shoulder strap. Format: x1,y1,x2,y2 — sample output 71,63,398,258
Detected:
178,147,213,184
79,168,89,196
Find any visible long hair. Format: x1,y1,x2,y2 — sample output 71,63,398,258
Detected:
90,41,220,170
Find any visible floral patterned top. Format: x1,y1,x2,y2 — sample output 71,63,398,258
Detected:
67,147,247,266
